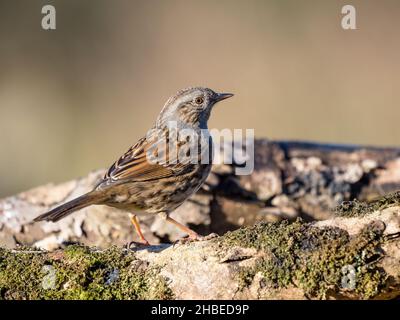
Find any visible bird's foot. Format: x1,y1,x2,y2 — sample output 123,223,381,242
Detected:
202,232,219,241
125,240,151,250
174,232,219,246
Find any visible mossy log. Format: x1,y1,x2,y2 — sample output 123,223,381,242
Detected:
1,140,400,250
1,196,400,300
1,140,400,299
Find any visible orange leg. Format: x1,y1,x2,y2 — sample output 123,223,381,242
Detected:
164,215,200,239
129,213,150,245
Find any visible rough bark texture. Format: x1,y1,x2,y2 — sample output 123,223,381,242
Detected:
1,140,400,250
1,205,400,300
1,140,400,300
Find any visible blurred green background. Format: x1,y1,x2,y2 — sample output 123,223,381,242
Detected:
0,0,399,197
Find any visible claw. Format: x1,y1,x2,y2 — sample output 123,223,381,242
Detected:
173,232,219,247
126,240,150,251
203,232,219,240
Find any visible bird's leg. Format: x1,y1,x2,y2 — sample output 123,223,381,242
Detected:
158,212,199,239
159,212,218,245
128,213,150,246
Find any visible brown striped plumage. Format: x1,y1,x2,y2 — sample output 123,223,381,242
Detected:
34,87,233,244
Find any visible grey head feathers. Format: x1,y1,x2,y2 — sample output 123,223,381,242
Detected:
156,87,233,129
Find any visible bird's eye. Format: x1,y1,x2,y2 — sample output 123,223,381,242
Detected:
194,96,204,105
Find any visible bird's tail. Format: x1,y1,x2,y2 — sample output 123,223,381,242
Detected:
33,191,105,222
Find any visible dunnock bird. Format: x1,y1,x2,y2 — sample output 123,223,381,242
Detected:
34,87,233,245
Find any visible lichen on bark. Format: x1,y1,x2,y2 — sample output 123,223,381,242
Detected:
1,193,400,300
334,191,400,217
0,245,173,300
219,218,391,299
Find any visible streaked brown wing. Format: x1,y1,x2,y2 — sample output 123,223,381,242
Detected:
98,136,190,188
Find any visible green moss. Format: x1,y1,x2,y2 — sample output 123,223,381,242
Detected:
334,191,400,217
0,245,173,300
219,219,388,299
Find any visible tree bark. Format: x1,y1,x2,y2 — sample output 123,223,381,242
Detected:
1,139,400,250
1,139,400,300
1,203,400,299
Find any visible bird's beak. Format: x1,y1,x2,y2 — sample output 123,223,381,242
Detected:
215,92,234,102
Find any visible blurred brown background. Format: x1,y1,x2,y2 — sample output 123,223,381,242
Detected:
0,0,399,197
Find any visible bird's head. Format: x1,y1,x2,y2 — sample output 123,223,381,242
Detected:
156,87,233,128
